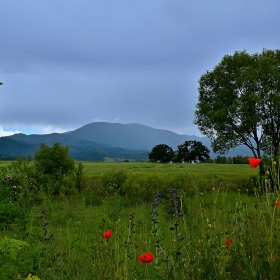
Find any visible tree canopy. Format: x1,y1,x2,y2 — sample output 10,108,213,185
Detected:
148,144,174,163
34,142,75,180
176,140,210,163
194,49,280,158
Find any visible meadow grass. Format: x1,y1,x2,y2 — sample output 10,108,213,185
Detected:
81,161,258,179
1,160,279,279
0,161,258,179
2,189,280,279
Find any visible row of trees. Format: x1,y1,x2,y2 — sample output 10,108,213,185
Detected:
148,140,210,163
207,155,250,164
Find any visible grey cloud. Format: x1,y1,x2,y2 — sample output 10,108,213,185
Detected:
1,0,280,136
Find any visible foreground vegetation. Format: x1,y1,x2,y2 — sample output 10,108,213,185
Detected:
1,157,280,279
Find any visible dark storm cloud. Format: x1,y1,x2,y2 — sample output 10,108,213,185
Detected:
0,0,280,136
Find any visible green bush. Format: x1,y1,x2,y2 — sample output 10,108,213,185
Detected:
34,142,75,181
102,170,127,195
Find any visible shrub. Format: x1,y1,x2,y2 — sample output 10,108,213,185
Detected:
34,142,75,181
102,170,127,195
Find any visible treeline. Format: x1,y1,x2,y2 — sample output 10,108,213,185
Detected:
206,155,249,164
149,141,210,163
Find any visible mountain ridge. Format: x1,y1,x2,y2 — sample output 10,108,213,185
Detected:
0,122,252,161
67,122,208,150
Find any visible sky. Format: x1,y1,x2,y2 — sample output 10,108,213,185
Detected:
1,0,280,137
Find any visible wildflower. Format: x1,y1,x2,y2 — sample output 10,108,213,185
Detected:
138,252,154,263
248,158,261,168
102,229,112,239
156,191,162,198
276,201,280,208
225,238,233,247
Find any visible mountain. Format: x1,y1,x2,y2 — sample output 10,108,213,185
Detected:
0,122,253,161
0,137,40,156
7,132,111,148
2,132,148,161
67,122,251,157
68,122,208,150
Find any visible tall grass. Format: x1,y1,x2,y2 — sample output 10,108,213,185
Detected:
1,161,279,279
2,189,280,279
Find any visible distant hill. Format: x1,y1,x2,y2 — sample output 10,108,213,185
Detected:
7,132,112,148
2,133,148,161
68,122,208,150
0,122,253,161
0,137,40,156
67,122,252,157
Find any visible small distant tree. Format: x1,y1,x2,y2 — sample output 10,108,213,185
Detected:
34,142,75,180
149,144,175,163
177,140,210,163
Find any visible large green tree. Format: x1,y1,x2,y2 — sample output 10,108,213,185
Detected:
194,49,280,158
34,142,75,180
148,144,174,163
176,140,210,163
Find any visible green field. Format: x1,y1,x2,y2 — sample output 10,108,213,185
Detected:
80,161,258,178
1,160,280,279
1,160,259,179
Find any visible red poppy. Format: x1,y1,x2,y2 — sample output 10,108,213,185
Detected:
276,201,280,208
248,158,261,168
138,252,154,263
225,238,233,247
102,230,112,239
